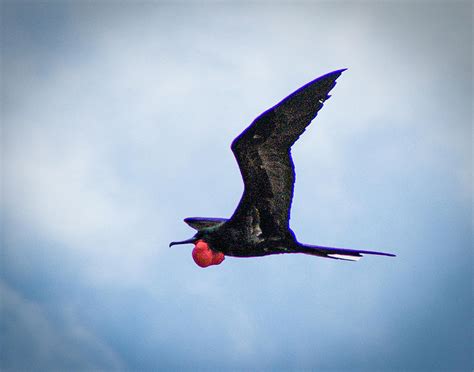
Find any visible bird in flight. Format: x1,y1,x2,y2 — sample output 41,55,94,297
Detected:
170,69,395,267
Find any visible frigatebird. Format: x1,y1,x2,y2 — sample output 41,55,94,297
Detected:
170,69,395,267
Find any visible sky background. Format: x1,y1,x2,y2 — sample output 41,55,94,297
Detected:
1,1,472,371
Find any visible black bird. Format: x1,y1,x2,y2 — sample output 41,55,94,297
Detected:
170,69,395,267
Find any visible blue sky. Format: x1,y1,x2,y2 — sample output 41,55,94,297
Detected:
1,1,472,370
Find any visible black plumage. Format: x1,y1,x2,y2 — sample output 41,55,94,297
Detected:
170,70,395,262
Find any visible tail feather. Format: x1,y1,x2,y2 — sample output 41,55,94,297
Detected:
298,243,395,261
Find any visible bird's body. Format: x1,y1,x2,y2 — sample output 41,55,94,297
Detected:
170,69,395,267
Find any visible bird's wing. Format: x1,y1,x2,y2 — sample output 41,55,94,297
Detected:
298,243,396,261
184,217,228,230
228,69,345,240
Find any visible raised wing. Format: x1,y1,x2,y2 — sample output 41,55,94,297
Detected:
228,69,346,241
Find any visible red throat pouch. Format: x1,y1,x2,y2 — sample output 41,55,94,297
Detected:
192,240,225,268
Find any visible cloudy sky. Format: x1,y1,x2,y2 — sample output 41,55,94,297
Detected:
1,1,472,370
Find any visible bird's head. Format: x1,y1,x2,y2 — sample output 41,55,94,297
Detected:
169,228,225,268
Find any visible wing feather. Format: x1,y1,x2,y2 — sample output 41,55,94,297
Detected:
228,69,346,240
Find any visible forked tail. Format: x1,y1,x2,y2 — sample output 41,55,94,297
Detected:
297,243,396,261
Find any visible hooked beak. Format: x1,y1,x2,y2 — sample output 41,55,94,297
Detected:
169,237,196,247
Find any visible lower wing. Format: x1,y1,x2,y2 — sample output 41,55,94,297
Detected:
298,243,396,261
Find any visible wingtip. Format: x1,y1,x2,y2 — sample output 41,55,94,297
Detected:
331,67,348,76
359,250,396,258
315,68,348,83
